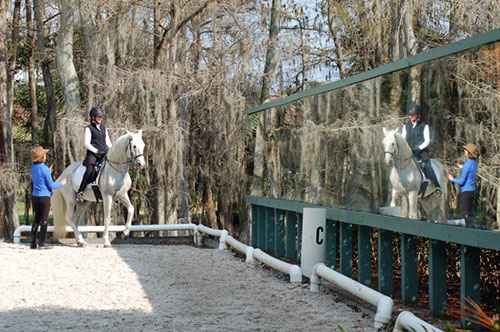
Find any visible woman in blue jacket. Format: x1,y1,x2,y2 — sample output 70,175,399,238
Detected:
447,143,479,226
30,146,66,249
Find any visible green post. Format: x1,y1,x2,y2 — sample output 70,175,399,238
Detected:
429,239,447,316
265,207,274,253
297,213,303,262
460,245,481,330
286,211,297,260
325,220,337,270
401,234,418,304
339,222,353,277
251,204,258,248
378,229,393,296
257,206,266,250
275,209,286,257
358,225,372,286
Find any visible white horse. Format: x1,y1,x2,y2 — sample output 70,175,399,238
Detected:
52,130,146,247
382,128,447,223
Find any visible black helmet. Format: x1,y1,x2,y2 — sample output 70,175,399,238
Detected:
407,104,422,115
89,106,105,118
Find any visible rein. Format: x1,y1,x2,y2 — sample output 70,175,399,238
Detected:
384,150,413,169
103,139,144,174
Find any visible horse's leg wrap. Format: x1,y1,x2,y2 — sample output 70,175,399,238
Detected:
103,195,113,247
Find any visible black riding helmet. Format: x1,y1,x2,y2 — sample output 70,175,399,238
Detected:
89,106,105,119
407,104,422,115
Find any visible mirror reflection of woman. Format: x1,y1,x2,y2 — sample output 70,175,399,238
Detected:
447,143,479,226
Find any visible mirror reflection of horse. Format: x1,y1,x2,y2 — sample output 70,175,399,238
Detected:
52,130,146,247
382,128,447,223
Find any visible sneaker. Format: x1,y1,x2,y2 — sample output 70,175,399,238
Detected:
76,191,84,203
38,243,50,249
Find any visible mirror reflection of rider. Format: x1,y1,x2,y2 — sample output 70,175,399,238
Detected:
76,107,112,203
401,104,441,195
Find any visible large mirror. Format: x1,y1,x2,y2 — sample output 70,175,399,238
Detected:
249,42,500,230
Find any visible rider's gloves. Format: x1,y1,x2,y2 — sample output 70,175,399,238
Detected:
96,149,107,158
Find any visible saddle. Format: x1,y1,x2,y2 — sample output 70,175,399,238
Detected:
415,158,437,198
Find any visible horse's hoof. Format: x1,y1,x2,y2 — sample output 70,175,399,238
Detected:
104,242,112,248
122,230,130,237
77,242,87,248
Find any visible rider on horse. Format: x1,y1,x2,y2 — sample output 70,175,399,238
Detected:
401,104,441,195
76,106,112,203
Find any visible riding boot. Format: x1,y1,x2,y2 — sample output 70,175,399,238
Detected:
38,221,49,249
419,180,428,196
30,223,39,249
77,170,93,202
465,215,475,228
425,162,441,190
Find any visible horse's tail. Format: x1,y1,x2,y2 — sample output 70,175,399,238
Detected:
52,163,80,239
52,188,67,240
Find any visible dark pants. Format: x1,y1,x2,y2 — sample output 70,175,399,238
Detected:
460,191,476,225
79,153,97,193
31,196,51,248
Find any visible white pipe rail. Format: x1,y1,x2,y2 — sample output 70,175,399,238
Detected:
225,235,254,263
252,249,302,283
196,224,228,249
393,311,444,332
14,224,198,244
311,263,393,328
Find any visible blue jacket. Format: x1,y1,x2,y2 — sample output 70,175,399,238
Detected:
31,163,62,197
452,158,478,192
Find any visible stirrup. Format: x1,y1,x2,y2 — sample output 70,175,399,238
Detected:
435,187,442,197
76,191,85,203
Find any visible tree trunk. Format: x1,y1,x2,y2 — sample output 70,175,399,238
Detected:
0,0,6,163
260,0,281,103
5,0,20,163
203,174,218,229
327,0,345,79
57,0,81,114
389,0,403,113
402,0,420,103
33,0,58,150
0,0,19,239
26,0,39,144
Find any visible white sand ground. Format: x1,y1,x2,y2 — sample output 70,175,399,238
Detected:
0,242,377,332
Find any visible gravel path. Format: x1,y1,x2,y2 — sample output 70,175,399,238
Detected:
0,242,377,332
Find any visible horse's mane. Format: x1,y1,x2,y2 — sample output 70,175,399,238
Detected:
107,134,130,161
391,130,412,157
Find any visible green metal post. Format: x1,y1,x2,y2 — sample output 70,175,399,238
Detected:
378,229,393,296
257,206,266,250
460,245,481,330
325,220,337,270
297,213,303,262
265,207,274,253
251,204,258,248
286,211,297,260
401,234,418,304
358,225,372,286
275,209,286,257
339,222,353,277
429,239,447,316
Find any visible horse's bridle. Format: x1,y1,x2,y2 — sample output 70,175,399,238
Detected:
105,139,144,174
384,145,413,169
